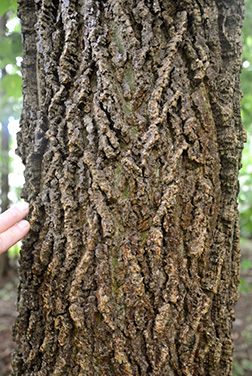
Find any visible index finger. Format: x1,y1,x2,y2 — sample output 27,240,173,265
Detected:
0,202,30,233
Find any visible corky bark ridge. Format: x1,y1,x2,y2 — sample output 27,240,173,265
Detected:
13,1,245,375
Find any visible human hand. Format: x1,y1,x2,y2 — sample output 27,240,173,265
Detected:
0,202,30,255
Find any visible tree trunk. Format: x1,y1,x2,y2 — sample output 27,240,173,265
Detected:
13,0,245,375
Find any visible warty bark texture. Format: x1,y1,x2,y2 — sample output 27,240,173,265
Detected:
13,0,245,375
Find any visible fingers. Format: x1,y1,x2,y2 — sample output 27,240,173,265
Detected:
0,220,30,255
0,202,30,254
0,202,29,233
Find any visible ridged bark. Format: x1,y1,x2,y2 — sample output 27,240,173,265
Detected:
13,0,245,375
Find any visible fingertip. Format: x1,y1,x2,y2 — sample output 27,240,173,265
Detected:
0,220,30,255
16,202,30,213
17,220,30,230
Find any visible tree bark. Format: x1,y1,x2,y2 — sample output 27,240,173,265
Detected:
13,0,245,375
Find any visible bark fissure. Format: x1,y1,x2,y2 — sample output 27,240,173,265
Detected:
13,0,245,375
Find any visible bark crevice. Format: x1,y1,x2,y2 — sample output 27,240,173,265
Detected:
13,1,245,375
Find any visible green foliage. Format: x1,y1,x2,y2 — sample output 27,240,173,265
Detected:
8,242,20,258
0,0,17,18
240,258,252,272
242,0,252,123
0,73,22,98
233,359,252,376
0,2,22,108
0,4,23,260
0,8,23,136
238,277,252,294
0,32,22,68
239,0,252,238
238,258,252,293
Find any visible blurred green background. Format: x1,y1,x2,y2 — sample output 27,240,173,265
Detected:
240,0,252,239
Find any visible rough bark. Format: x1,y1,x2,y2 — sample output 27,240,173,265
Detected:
13,0,245,375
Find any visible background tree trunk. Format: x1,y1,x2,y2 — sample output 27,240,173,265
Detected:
13,0,245,375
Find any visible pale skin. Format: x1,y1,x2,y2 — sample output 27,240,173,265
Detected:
0,202,30,255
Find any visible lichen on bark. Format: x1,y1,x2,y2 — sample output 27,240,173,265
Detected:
13,0,245,375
